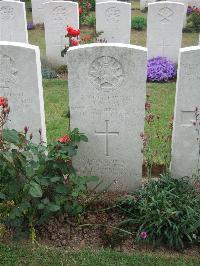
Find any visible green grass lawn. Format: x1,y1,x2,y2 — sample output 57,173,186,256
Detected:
1,244,200,266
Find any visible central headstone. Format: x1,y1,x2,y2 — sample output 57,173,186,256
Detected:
171,46,200,178
0,0,28,43
0,42,46,143
147,1,185,63
44,1,79,66
96,1,131,44
67,43,147,191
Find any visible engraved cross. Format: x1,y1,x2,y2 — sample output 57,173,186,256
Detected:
158,40,172,57
95,120,119,156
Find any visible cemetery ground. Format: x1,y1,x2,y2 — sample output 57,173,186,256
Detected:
1,1,200,264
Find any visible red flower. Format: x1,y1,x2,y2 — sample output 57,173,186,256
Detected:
79,7,83,14
66,26,80,37
70,39,79,46
58,135,71,144
0,97,6,107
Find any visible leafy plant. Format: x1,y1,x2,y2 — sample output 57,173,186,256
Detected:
117,174,200,250
83,13,96,27
131,16,147,31
0,97,98,238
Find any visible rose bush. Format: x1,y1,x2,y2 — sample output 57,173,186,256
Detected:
0,97,98,240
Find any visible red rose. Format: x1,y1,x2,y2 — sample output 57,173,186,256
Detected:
66,26,80,37
58,135,71,144
0,97,6,107
70,39,79,46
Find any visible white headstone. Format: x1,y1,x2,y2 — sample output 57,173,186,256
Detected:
140,0,157,11
147,1,185,63
67,43,147,191
140,0,189,10
0,41,46,143
171,46,200,178
188,0,200,7
0,0,28,43
31,0,47,25
96,1,131,44
44,1,79,66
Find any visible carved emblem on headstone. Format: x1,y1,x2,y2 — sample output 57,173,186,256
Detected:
0,6,14,21
0,54,17,89
158,7,174,23
89,56,124,90
105,7,120,23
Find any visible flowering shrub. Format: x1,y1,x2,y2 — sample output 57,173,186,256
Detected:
0,97,97,239
78,0,92,25
147,57,176,82
186,6,200,32
117,174,200,249
61,26,102,57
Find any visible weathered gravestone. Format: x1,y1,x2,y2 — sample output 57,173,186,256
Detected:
44,1,79,66
67,43,147,191
0,0,28,43
141,0,188,11
171,46,200,178
31,0,47,25
147,1,185,63
188,0,200,7
140,0,157,11
96,1,131,44
0,42,46,143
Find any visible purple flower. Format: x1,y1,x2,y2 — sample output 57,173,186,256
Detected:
147,56,177,82
140,231,148,240
187,6,193,15
27,22,34,30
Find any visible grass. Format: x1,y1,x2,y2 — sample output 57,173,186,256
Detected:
43,79,69,142
0,244,200,266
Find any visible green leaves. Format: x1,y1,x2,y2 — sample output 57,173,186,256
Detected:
0,126,97,238
118,174,200,250
3,129,21,146
29,181,42,198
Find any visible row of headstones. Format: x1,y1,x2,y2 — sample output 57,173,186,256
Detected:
0,41,199,190
0,0,193,66
141,0,200,10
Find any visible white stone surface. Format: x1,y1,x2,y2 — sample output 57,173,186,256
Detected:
96,1,131,44
188,0,200,7
96,0,117,3
0,41,46,143
0,0,28,43
67,43,147,191
140,0,188,13
31,0,47,25
147,1,185,63
44,1,79,66
140,0,157,11
171,46,200,178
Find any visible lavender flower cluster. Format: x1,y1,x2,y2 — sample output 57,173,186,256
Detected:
147,56,176,82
